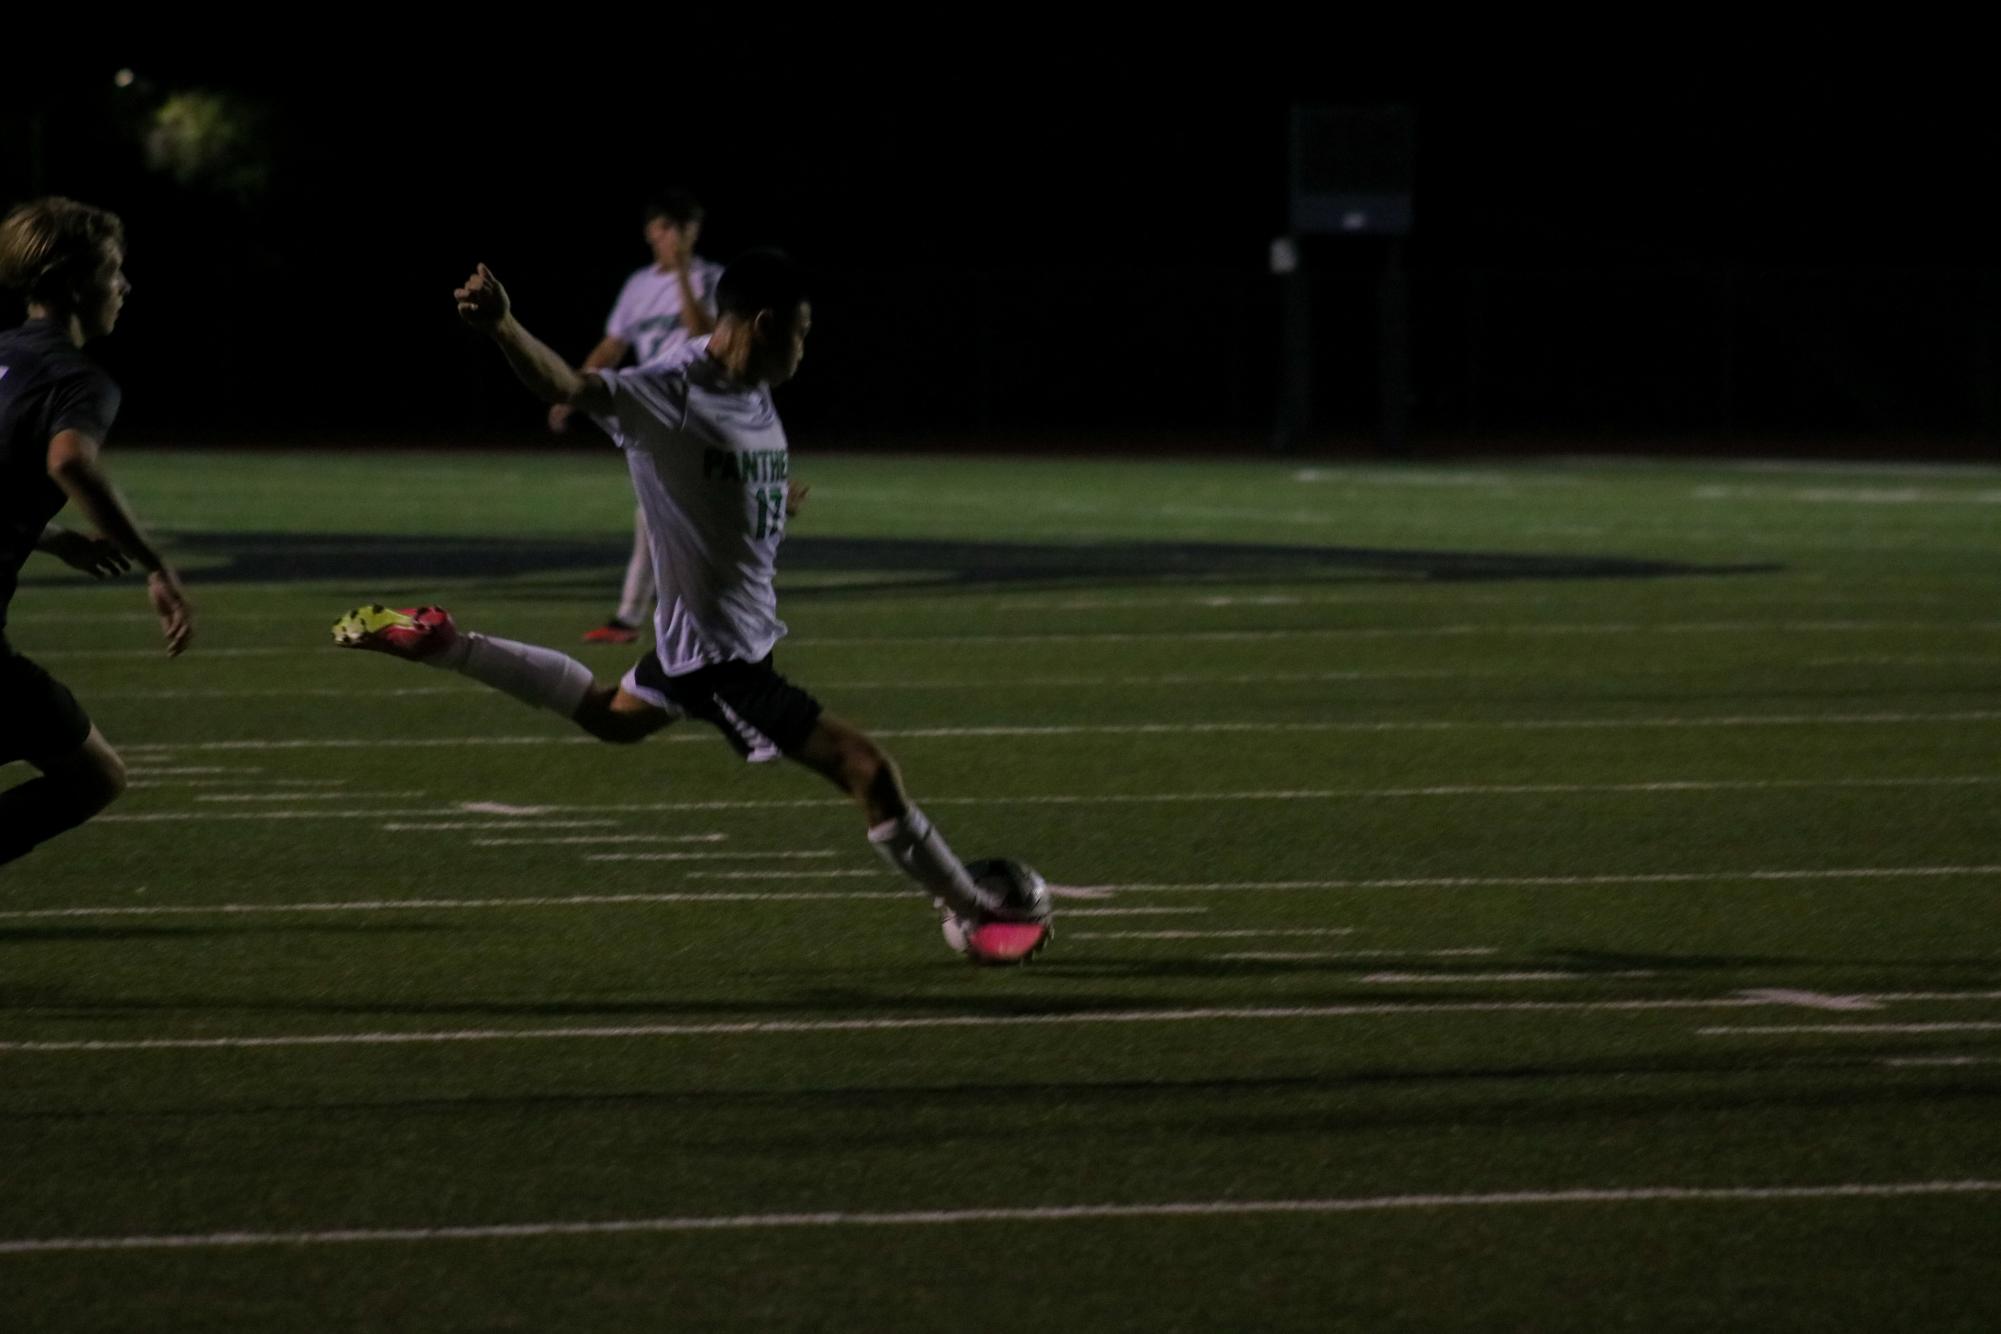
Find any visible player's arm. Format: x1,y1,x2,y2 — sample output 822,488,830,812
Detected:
34,522,130,578
456,264,612,417
549,334,630,433
675,258,717,338
45,430,194,655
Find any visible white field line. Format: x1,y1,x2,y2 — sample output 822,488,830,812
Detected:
110,714,2001,757
0,997,1785,1054
78,687,466,700
192,792,424,804
470,834,729,847
130,780,351,790
1883,1057,2001,1068
1077,928,1359,941
75,671,1495,699
1059,908,1209,917
0,895,1204,924
123,767,262,776
1740,989,1882,1012
32,621,2001,662
92,775,2001,821
1360,970,1658,983
44,659,2001,700
1808,656,2001,668
0,892,918,922
583,851,839,864
671,869,880,879
790,621,2001,647
6,1180,1995,1255
1853,991,2001,1003
1702,1023,2001,1037
33,647,317,660
13,1178,2001,1257
381,821,621,831
1067,867,2001,893
1219,949,1497,960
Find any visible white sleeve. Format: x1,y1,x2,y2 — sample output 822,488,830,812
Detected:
591,365,689,445
604,270,645,341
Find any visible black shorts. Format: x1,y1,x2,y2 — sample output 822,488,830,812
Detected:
624,651,824,763
0,636,94,766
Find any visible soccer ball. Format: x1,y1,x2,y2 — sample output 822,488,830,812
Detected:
941,858,1054,965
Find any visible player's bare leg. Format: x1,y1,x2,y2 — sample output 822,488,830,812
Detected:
789,714,1053,961
0,727,127,866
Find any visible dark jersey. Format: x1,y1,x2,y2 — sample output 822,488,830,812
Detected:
0,320,120,631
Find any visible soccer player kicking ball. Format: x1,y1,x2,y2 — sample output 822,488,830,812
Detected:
331,251,1050,963
0,198,195,867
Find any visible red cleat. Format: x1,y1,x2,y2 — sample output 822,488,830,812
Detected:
583,620,640,645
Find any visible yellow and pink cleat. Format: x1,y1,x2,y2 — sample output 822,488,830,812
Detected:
331,604,460,661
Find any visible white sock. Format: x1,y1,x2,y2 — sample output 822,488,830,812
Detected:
868,805,1000,918
434,632,595,716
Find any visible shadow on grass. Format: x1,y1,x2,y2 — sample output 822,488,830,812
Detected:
7,1046,1997,1130
25,531,1784,594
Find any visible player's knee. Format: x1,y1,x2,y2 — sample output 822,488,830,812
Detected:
576,709,649,745
63,743,126,811
840,734,895,803
572,689,659,745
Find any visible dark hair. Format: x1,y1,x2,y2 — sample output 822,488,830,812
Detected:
715,249,809,322
0,197,125,306
642,188,705,228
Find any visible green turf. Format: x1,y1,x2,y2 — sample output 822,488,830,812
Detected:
3,449,1999,1332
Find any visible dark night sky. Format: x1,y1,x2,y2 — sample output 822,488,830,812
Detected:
6,43,1999,445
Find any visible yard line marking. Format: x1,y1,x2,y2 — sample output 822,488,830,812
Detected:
470,834,729,847
1361,970,1657,983
32,647,321,660
1218,948,1495,960
192,791,424,803
6,1180,1994,1255
1078,867,2001,893
685,869,897,879
1701,1023,2001,1036
0,897,1203,923
91,776,2001,820
381,821,621,831
582,851,838,864
131,780,353,791
1740,989,1882,1012
1059,907,1209,918
110,714,2001,755
0,998,1788,1055
74,687,465,700
785,621,2001,647
1882,1057,2001,1068
1077,928,1359,941
0,891,914,922
33,621,2001,663
1858,991,2001,1002
123,767,262,776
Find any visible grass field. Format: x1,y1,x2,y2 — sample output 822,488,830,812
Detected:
4,447,1999,1332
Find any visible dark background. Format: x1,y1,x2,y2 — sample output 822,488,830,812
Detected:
5,45,1998,454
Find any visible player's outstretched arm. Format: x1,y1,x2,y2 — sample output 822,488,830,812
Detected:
455,264,611,416
550,334,631,434
35,524,131,579
46,429,193,656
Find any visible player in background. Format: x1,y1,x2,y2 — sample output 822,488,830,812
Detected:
550,188,723,645
332,251,1051,963
0,197,194,867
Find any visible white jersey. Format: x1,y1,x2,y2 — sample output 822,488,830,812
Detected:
605,257,725,367
592,337,791,674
